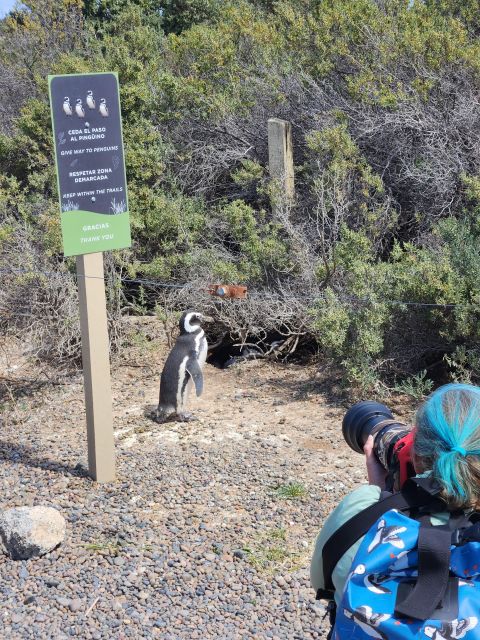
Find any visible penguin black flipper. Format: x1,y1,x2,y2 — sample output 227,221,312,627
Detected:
186,356,204,396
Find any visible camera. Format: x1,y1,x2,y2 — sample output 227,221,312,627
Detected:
342,401,415,491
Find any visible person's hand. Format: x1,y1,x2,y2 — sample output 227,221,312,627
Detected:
364,435,388,489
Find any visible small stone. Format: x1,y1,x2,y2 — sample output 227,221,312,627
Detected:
154,620,167,628
233,549,246,560
45,577,60,588
69,599,82,613
204,553,216,562
147,572,156,585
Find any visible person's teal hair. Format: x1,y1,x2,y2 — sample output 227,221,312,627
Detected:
415,383,480,508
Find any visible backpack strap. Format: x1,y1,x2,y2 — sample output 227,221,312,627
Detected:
394,525,452,619
319,477,444,600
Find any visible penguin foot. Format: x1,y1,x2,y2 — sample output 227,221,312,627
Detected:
151,406,176,423
177,412,197,422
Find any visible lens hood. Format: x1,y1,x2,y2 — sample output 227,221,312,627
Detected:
342,401,394,453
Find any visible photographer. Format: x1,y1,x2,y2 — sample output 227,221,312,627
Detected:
311,383,480,638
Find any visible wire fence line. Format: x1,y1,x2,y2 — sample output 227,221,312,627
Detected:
0,265,479,311
0,266,185,288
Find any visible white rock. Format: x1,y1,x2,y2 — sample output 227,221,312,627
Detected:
0,506,66,560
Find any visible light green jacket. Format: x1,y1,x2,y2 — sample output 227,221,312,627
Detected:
310,484,449,605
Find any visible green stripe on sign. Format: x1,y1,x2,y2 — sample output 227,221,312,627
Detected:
61,210,131,256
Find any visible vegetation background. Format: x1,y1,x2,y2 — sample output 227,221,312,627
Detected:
1,0,480,396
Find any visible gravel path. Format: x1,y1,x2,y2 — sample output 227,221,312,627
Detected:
0,321,400,639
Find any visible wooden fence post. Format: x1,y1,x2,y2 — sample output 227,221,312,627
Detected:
76,252,115,483
268,118,295,208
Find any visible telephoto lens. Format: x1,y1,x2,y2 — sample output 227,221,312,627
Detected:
342,401,412,473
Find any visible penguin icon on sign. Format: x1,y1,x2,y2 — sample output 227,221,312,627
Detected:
63,97,73,116
75,98,85,118
99,98,109,117
155,311,212,423
423,617,478,639
86,90,95,109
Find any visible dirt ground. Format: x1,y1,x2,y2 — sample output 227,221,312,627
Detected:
0,318,415,639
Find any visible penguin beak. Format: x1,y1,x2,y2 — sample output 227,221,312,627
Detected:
201,315,214,323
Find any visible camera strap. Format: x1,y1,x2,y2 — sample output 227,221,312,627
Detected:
319,477,444,600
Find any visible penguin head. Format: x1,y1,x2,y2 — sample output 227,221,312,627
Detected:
87,90,93,96
64,97,70,102
179,311,213,334
100,98,106,104
76,98,82,104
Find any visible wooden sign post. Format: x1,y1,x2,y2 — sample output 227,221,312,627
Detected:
268,118,295,212
49,73,131,482
76,253,115,482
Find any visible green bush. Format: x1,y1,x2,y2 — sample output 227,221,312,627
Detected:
2,0,480,389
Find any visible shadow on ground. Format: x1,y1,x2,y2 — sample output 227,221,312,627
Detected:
0,439,90,478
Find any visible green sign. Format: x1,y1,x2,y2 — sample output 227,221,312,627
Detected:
48,72,131,256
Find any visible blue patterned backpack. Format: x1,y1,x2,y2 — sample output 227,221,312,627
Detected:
318,478,480,640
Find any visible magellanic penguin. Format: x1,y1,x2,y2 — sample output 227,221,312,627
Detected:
156,311,213,423
99,98,109,117
86,90,95,109
75,98,85,118
63,97,73,116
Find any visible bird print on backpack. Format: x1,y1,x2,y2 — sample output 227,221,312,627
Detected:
367,519,407,553
344,606,390,640
423,618,478,639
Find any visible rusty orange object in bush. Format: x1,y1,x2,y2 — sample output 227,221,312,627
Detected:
207,284,248,299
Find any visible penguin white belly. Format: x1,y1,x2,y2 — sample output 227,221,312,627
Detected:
177,356,190,411
183,336,207,410
198,335,208,367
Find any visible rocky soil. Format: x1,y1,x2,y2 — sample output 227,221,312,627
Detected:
0,319,414,639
